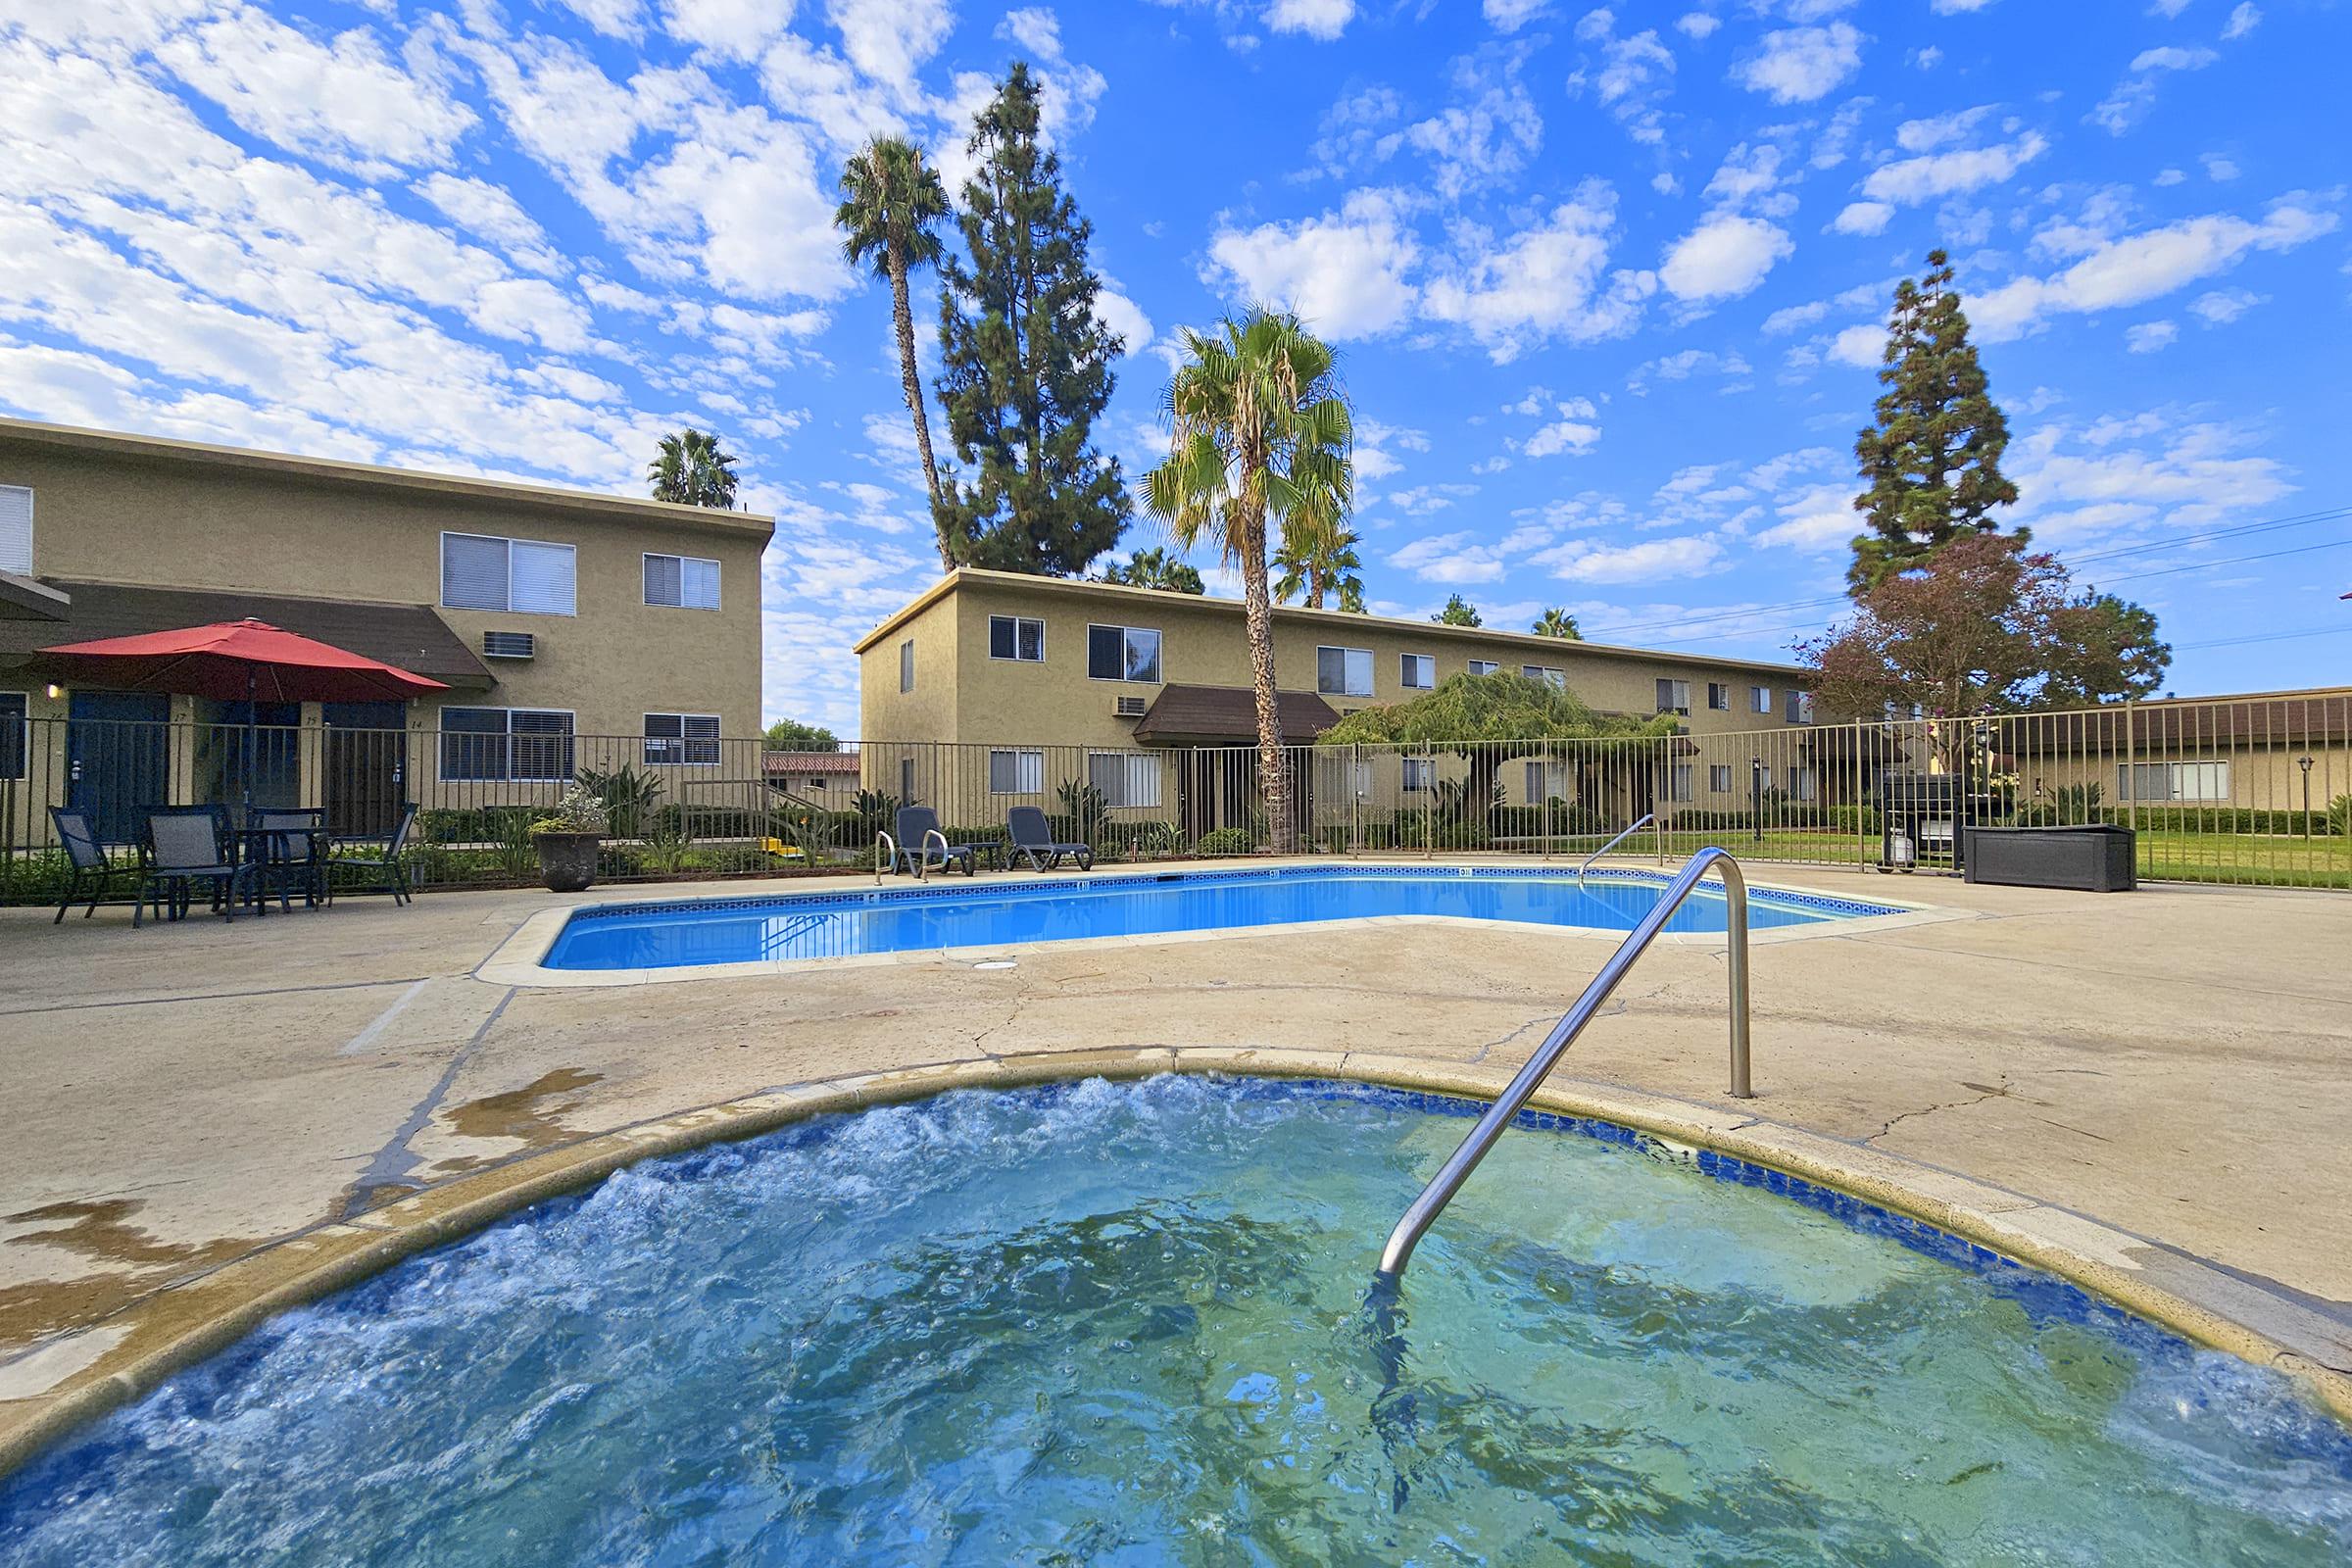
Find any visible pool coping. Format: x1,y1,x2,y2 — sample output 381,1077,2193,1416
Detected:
3,1046,2346,1484
476,862,1970,989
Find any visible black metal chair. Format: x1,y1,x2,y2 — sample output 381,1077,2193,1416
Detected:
326,804,416,906
137,807,253,927
48,807,137,923
248,808,328,911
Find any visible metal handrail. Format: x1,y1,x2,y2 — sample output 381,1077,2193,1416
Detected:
1378,847,1751,1278
873,830,896,885
1576,812,1654,880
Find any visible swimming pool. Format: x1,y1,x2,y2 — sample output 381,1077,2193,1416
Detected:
4,1076,2343,1563
541,864,1899,970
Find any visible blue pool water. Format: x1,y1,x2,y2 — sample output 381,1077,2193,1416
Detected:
543,864,1895,969
3,1077,2345,1565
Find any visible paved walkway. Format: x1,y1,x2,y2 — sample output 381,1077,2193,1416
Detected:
3,860,2348,1462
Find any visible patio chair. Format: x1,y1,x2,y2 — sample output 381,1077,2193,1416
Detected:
249,808,328,911
48,807,138,923
893,806,981,877
326,803,416,906
1005,806,1094,872
137,807,254,928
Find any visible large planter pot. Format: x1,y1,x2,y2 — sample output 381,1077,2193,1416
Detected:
532,831,604,894
1962,825,2136,892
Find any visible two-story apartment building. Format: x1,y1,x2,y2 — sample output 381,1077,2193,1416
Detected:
853,568,1815,832
0,417,771,837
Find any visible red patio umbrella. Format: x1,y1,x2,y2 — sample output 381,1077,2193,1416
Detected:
31,619,449,817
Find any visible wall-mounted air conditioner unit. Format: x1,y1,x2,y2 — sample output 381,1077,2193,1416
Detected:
482,630,536,660
1114,695,1148,718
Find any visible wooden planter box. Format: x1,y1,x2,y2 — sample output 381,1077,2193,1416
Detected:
1962,826,2137,892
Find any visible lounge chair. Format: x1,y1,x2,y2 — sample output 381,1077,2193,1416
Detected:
1005,806,1093,871
48,807,138,923
249,807,327,911
327,803,416,906
137,807,254,927
893,806,981,877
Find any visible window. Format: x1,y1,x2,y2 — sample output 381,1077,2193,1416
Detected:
1751,685,1772,714
1526,760,1566,803
644,712,720,765
1655,679,1690,715
990,615,1045,662
441,533,575,615
1706,682,1731,711
1786,690,1814,724
1400,653,1436,690
1669,763,1693,803
0,485,29,575
1522,664,1565,691
1790,766,1818,802
438,708,574,781
643,553,720,610
1317,646,1373,698
1709,764,1733,793
989,749,1044,794
899,639,915,693
2119,761,2230,802
1089,751,1163,808
1468,660,1500,676
1402,758,1437,792
1088,624,1162,682
0,692,24,780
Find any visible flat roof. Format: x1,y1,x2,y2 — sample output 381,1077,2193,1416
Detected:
0,416,774,540
853,566,1810,678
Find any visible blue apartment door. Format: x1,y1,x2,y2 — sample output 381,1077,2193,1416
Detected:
67,691,172,842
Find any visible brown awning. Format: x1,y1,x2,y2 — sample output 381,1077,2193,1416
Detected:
0,572,71,621
0,579,493,690
1131,683,1343,744
1996,697,2351,755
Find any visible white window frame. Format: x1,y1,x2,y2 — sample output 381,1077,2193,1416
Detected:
1709,764,1734,793
1656,678,1690,716
440,531,576,616
1467,660,1500,676
1088,750,1163,808
2119,760,2230,803
643,711,720,766
989,614,1046,662
1706,682,1731,711
1087,623,1162,683
900,639,915,693
643,552,721,611
1525,759,1566,803
437,706,576,782
1401,757,1437,792
1399,653,1436,690
1791,766,1818,803
0,485,31,575
1669,763,1694,803
0,691,25,781
1787,690,1814,724
1521,664,1566,691
1751,685,1772,714
989,748,1045,795
1316,645,1374,699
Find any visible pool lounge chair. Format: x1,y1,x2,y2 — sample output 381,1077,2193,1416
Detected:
137,807,255,927
1005,806,1094,872
893,807,982,877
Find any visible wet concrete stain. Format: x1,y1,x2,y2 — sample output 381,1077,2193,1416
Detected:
0,1200,255,1348
430,1067,606,1175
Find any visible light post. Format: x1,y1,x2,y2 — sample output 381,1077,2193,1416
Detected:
1750,756,1764,844
2298,755,2315,839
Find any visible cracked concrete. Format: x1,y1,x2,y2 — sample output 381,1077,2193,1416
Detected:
3,859,2350,1456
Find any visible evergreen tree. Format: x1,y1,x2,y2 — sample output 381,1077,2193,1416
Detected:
935,63,1128,576
1850,249,2021,594
1434,593,1482,627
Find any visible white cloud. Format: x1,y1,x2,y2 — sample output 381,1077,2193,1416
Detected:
826,0,953,89
1202,189,1418,340
1750,481,1857,553
2093,44,2218,133
1537,534,1724,582
2124,320,2178,352
1404,45,1544,200
1569,9,1678,144
416,172,562,274
999,6,1063,57
2223,3,2262,39
1096,288,1154,355
2130,45,2219,72
1390,530,1502,583
1733,23,1862,105
1627,347,1749,394
1659,214,1792,300
1520,396,1603,456
1832,200,1893,236
2188,286,2260,324
1675,13,1721,39
1484,0,1550,31
1894,105,1994,153
1861,131,2048,204
2202,153,2240,181
2008,415,2293,542
1969,201,2338,340
1423,187,1652,359
1827,323,1883,367
1266,0,1357,40
1930,0,1996,11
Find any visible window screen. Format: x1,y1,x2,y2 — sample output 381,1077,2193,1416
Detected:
1400,654,1435,689
0,485,29,575
510,710,575,779
1088,752,1162,808
991,615,1045,661
644,712,719,765
989,749,1044,794
509,542,574,614
441,534,509,611
1318,647,1371,697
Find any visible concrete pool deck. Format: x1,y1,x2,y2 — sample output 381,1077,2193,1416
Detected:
3,857,2350,1468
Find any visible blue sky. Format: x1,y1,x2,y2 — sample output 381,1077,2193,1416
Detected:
3,0,2346,733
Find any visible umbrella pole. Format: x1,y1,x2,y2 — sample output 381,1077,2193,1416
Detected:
242,665,256,825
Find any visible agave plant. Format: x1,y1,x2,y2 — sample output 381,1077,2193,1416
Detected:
577,763,665,838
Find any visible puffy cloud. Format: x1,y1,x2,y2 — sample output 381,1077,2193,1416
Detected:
1266,0,1357,40
1659,214,1792,300
1390,530,1503,583
1404,44,1544,200
1095,288,1155,354
1568,9,1677,144
1749,481,1858,552
1893,104,1994,153
1675,13,1721,39
825,0,953,89
1832,200,1892,235
2093,44,2218,134
1520,398,1603,457
416,172,563,275
2007,415,2293,542
1627,348,1749,394
1484,0,1551,28
1861,131,2048,204
1202,189,1418,340
1733,23,1862,105
2188,287,2260,324
1422,187,1652,359
1536,534,1724,582
1827,323,1883,367
2130,44,2218,72
2124,320,2178,353
2223,3,2262,40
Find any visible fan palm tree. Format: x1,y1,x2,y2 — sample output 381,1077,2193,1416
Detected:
1533,606,1583,639
1272,524,1363,610
1146,309,1350,854
647,428,738,508
836,136,952,566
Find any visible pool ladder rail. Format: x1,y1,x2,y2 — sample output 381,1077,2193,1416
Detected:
871,827,956,883
1378,847,1752,1279
872,830,896,884
1575,812,1654,880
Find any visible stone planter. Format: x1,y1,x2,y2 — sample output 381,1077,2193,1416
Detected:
1962,825,2137,892
532,831,604,894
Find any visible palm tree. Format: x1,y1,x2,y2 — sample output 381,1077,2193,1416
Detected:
647,428,738,508
1146,309,1350,855
1533,606,1584,640
1272,524,1363,610
1100,546,1205,594
836,136,952,567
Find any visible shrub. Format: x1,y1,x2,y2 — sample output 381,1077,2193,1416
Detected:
1103,820,1181,858
1195,827,1255,856
2332,794,2352,839
1824,805,1883,835
530,785,610,837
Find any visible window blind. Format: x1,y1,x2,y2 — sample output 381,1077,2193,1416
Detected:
442,534,509,611
510,541,575,614
0,485,30,575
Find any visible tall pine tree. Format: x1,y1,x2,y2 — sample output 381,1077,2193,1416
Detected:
1849,249,2021,594
935,63,1128,575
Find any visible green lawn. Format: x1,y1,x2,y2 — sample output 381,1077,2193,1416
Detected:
1632,826,2352,891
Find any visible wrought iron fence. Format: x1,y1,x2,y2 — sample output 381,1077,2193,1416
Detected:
1,689,2344,905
